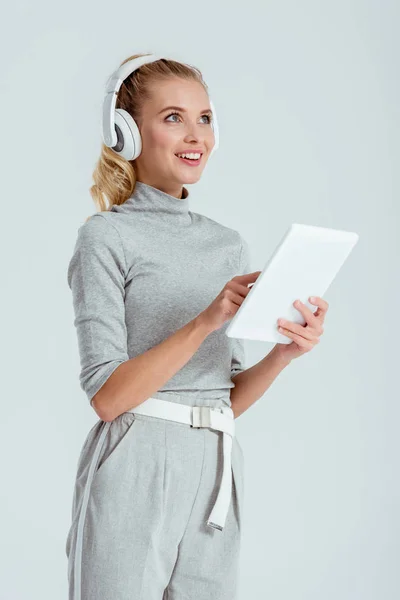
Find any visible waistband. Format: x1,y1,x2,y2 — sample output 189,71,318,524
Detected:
127,397,235,531
71,397,235,600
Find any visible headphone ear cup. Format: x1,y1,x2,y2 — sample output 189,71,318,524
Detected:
113,108,142,161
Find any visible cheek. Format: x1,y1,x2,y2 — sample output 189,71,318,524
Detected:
146,126,179,153
206,128,216,148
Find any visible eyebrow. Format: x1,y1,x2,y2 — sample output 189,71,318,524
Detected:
158,105,213,116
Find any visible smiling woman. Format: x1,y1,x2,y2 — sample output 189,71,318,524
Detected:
66,53,249,600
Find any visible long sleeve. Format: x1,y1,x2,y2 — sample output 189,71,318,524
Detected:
67,214,130,404
230,234,251,379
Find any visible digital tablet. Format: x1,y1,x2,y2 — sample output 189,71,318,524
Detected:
225,223,359,344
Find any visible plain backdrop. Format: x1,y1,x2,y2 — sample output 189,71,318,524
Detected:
1,0,399,598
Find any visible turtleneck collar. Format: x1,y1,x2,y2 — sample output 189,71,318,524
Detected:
110,181,190,218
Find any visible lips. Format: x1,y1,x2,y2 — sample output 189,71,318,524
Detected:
175,150,204,155
175,153,203,159
175,153,203,166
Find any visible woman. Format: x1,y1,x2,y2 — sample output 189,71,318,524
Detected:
65,53,327,600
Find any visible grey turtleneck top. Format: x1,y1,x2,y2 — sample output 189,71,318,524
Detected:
67,181,251,408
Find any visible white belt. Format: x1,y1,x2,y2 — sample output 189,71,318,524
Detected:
127,397,236,531
72,397,235,600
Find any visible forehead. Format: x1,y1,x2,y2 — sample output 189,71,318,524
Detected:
146,78,210,113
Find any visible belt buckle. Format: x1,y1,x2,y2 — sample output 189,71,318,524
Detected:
191,406,212,428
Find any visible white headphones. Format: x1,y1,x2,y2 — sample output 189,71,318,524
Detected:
101,54,219,161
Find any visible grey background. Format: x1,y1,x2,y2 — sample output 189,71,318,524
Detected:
1,0,399,598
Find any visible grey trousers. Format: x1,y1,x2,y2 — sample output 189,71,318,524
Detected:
65,404,244,599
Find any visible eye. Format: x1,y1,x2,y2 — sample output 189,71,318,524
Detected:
202,114,213,124
165,111,213,124
165,112,181,123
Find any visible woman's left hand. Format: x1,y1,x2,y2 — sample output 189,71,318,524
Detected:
274,296,329,363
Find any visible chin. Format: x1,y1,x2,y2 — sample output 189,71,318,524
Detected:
182,172,203,185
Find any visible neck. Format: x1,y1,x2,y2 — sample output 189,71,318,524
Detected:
136,178,185,200
110,180,191,221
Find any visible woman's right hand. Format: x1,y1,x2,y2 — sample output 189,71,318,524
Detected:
198,271,262,333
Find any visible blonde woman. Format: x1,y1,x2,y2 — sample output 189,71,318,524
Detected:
65,53,326,600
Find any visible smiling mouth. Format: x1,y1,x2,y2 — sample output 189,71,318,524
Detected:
175,153,203,158
175,154,203,165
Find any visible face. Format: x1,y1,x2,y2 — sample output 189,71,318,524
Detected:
132,77,216,197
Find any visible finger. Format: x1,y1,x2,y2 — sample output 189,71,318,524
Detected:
278,320,318,341
229,279,256,297
309,296,329,320
293,299,321,329
226,289,247,308
278,326,317,350
235,271,262,283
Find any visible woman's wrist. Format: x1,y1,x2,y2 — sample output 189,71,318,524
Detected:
269,344,293,368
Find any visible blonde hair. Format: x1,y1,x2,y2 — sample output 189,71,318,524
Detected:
90,53,208,214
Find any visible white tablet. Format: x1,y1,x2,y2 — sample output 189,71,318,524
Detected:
225,223,359,344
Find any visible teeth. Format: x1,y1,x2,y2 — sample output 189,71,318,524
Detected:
176,153,201,160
